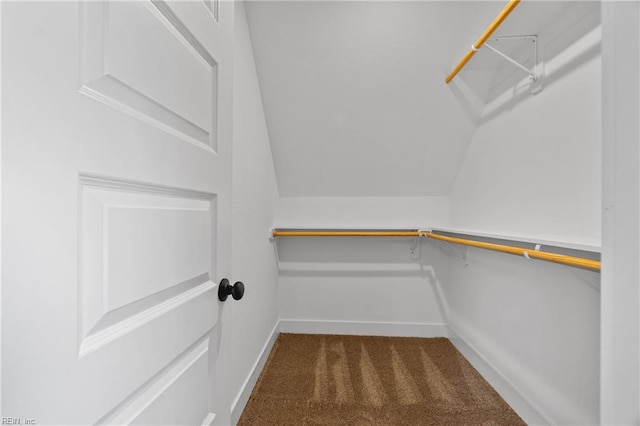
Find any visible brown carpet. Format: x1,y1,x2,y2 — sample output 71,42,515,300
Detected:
238,334,526,426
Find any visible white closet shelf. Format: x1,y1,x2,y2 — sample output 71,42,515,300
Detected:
430,227,601,253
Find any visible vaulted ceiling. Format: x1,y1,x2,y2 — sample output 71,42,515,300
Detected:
244,1,598,197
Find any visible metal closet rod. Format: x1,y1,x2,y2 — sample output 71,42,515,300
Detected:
445,0,521,84
271,229,601,271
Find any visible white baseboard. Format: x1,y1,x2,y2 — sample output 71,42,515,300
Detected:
279,319,448,338
230,321,280,425
447,324,551,426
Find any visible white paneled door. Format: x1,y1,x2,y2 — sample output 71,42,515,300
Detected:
2,1,234,424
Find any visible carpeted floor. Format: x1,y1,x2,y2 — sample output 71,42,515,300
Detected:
238,334,526,425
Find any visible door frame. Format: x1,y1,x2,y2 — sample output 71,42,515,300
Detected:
601,1,640,424
1,0,4,416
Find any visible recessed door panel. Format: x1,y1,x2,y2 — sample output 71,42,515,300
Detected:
79,175,218,358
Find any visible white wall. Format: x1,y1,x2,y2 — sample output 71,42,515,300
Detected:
275,197,450,336
276,196,449,229
443,242,600,425
277,237,450,337
445,9,601,426
244,1,488,198
229,1,280,420
450,24,601,243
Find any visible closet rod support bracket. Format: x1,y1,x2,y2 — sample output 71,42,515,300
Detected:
485,35,543,95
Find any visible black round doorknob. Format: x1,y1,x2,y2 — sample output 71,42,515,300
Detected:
218,279,245,301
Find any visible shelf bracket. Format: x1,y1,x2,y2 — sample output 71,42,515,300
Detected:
410,236,421,259
484,35,543,95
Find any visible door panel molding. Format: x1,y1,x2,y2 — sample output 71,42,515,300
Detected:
95,335,214,425
78,174,217,357
79,1,218,151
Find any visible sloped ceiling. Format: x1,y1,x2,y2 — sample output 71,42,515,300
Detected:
244,1,598,197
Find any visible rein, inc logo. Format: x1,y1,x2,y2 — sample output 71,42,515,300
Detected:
2,418,35,425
